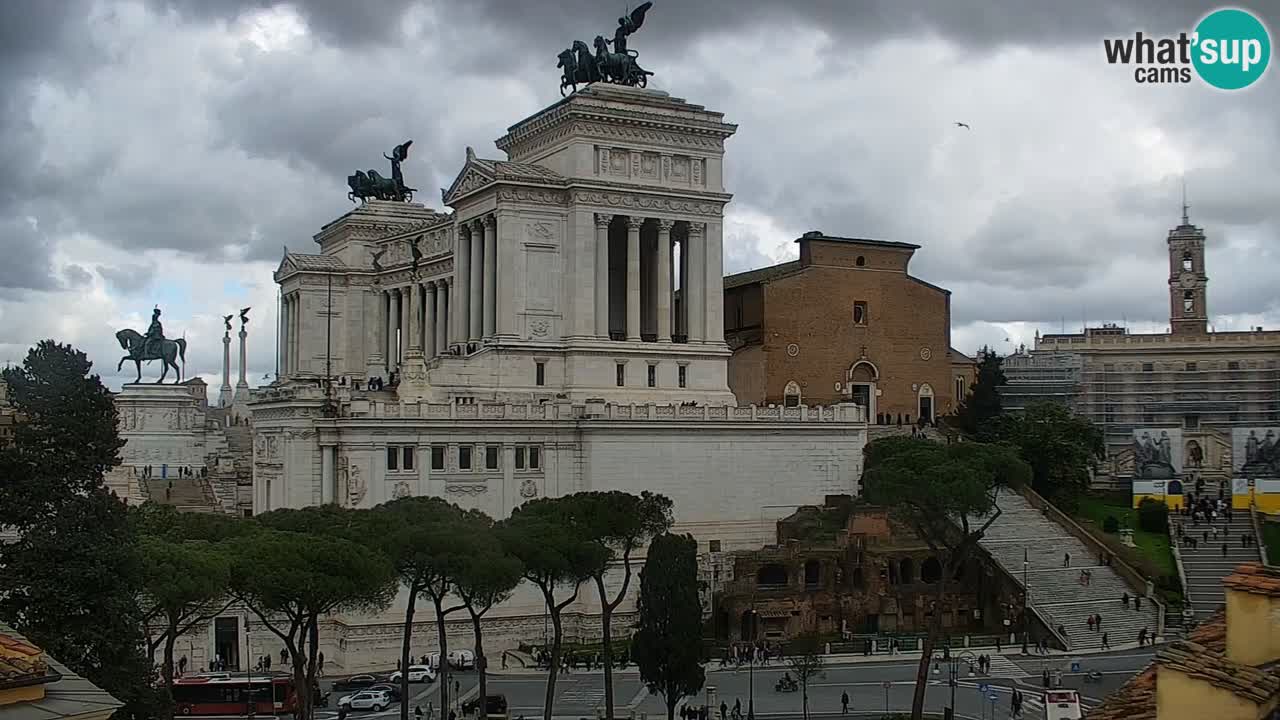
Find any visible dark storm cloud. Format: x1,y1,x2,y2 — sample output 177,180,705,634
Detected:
62,264,93,287
0,218,57,292
145,0,422,46
97,263,157,296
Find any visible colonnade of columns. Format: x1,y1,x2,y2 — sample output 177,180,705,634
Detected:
380,278,451,375
594,213,707,343
453,215,499,350
279,291,304,375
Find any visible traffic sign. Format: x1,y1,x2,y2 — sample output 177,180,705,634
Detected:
988,694,998,702
978,683,989,692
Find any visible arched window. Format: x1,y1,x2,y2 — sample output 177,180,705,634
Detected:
918,383,935,424
804,560,821,587
855,255,866,267
899,558,914,584
1183,290,1195,313
851,566,865,589
783,381,802,408
757,564,788,588
1182,251,1193,272
921,557,942,584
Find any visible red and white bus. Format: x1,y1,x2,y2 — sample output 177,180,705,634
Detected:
171,674,298,716
1042,689,1083,720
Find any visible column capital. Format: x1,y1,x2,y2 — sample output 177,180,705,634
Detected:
472,217,485,231
482,214,496,230
595,213,614,228
438,276,449,288
625,215,645,230
425,279,437,290
686,221,705,238
656,218,676,232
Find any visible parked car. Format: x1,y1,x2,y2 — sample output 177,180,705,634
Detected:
388,665,437,684
448,650,476,670
462,694,508,718
333,674,380,692
338,690,393,712
367,684,403,702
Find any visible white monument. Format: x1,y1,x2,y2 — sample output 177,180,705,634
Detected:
231,309,251,419
218,316,233,408
246,83,869,671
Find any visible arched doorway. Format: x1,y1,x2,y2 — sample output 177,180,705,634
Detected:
804,560,821,587
783,381,802,408
921,557,942,584
917,383,935,424
848,361,878,420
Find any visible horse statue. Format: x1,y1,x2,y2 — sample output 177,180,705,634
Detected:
347,142,417,203
116,329,187,384
593,35,651,87
559,40,603,96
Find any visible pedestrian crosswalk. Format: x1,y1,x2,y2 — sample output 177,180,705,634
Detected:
985,654,1030,679
558,684,606,706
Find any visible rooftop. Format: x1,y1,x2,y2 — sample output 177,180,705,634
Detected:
795,231,921,251
1156,639,1280,706
0,624,122,720
282,253,348,273
722,260,802,290
1222,562,1280,598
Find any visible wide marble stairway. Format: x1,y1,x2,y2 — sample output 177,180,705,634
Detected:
1177,511,1260,620
979,491,1162,650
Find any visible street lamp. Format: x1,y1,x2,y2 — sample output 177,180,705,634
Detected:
931,648,978,720
746,608,757,720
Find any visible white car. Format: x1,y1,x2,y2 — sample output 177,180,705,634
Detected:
388,665,437,684
448,650,476,670
338,690,393,712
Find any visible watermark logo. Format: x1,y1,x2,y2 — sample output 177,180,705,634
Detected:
1103,7,1271,89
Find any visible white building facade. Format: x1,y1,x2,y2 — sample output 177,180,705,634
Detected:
249,85,868,672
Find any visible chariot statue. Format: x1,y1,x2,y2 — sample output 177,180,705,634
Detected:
558,2,654,96
348,140,416,203
115,306,187,384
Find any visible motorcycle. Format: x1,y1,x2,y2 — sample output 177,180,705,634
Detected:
774,678,799,693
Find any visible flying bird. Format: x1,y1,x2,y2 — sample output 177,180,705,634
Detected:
954,122,971,130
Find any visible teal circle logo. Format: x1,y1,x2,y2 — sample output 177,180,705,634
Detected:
1192,8,1271,89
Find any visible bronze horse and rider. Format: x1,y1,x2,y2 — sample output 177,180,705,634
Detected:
116,307,187,384
558,2,654,96
348,140,416,203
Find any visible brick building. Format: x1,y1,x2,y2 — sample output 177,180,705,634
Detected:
709,496,1022,643
724,231,974,424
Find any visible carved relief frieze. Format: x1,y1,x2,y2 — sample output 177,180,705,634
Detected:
495,188,567,206
519,478,538,499
445,484,487,496
392,481,412,499
570,190,722,217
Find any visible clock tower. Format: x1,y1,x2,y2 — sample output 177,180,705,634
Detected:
1167,201,1208,336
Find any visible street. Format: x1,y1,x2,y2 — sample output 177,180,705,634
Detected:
312,646,1156,720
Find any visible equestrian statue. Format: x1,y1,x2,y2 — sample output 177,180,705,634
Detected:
558,2,654,96
348,140,416,203
116,306,187,384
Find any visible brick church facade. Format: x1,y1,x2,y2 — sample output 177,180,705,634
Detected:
724,231,974,425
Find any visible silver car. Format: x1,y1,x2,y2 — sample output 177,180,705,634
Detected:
338,689,393,712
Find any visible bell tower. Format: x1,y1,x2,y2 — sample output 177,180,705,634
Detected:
1167,194,1208,336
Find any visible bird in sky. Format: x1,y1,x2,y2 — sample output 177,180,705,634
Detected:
954,122,971,129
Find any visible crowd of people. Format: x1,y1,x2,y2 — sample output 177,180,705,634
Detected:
718,640,784,667
1173,495,1255,555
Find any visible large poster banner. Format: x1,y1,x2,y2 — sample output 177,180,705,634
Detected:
1132,428,1182,479
1231,427,1280,476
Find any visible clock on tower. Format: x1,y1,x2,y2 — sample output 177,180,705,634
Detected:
1167,205,1207,336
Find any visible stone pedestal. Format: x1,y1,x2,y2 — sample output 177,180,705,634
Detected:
115,384,208,478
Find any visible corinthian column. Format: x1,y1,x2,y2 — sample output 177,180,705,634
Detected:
656,219,674,343
407,283,422,351
469,219,484,343
483,215,497,339
436,279,449,355
423,281,437,358
687,222,706,342
625,216,643,341
455,226,472,351
595,213,612,338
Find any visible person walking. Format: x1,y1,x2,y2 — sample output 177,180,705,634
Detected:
1101,633,1110,650
1122,591,1130,608
1134,596,1142,611
281,648,288,665
733,699,742,720
996,635,1002,653
264,653,272,671
1063,552,1071,568
1095,614,1102,633
318,651,325,676
841,690,849,715
1087,616,1095,632
178,655,188,676
415,706,423,720
719,701,727,720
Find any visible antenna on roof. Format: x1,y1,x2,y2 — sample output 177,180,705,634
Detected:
1181,177,1190,225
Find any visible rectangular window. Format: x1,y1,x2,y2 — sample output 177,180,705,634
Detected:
1228,361,1241,371
709,540,722,553
515,447,526,470
402,447,415,471
535,362,545,386
1104,405,1116,424
485,445,499,470
1142,363,1154,372
853,301,868,326
431,446,445,470
647,365,656,388
529,446,541,469
458,445,472,471
678,365,687,389
1184,415,1200,429
616,363,625,387
386,447,398,471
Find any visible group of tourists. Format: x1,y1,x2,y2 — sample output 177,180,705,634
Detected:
719,640,782,667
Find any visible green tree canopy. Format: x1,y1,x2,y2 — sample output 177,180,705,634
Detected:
862,436,1030,720
453,515,523,720
987,400,1105,507
632,533,705,720
953,346,1006,437
784,634,827,720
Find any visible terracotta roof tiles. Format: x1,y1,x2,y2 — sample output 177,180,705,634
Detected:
1222,562,1280,597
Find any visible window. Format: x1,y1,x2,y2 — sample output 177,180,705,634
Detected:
386,447,399,471
514,445,541,471
853,301,868,326
783,380,802,408
1186,362,1197,372
616,363,626,387
1104,405,1116,424
1142,363,1154,372
402,447,415,471
647,364,656,388
388,446,415,472
515,446,525,470
485,445,500,470
709,540,722,553
458,445,472,471
678,365,687,388
1185,415,1200,429
431,445,445,470
1228,361,1241,371
529,446,540,469
855,255,866,267
1183,290,1195,313
1182,251,1193,271
535,362,545,386
954,376,965,403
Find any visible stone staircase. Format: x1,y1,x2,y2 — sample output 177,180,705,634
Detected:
1175,512,1260,620
142,476,219,513
979,491,1161,651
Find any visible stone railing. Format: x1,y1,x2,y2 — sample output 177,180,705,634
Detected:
342,399,866,424
1251,503,1272,567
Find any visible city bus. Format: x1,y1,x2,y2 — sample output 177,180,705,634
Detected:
1042,689,1082,719
171,674,297,716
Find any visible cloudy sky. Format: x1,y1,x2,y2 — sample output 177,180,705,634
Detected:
1,0,1276,391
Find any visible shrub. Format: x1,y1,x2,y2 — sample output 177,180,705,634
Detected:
1137,498,1169,534
1102,515,1120,534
